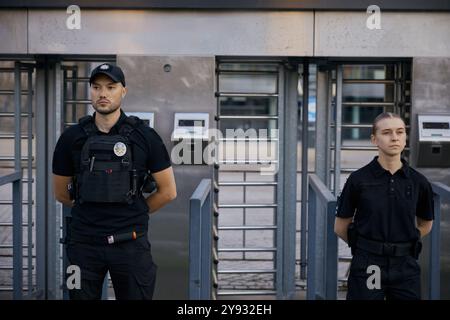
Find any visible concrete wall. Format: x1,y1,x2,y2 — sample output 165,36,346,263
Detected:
0,10,27,54
314,12,450,57
2,9,450,57
27,10,313,56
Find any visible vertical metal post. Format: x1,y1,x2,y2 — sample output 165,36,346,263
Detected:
275,65,285,299
333,66,343,195
46,61,57,299
300,62,309,280
189,197,202,299
429,193,441,300
315,68,328,182
284,65,298,299
326,71,333,188
306,184,316,300
40,61,63,299
72,68,78,123
243,171,247,260
213,62,221,300
35,59,47,299
325,200,338,299
13,62,24,300
53,61,63,300
62,207,69,300
200,192,212,299
27,67,33,296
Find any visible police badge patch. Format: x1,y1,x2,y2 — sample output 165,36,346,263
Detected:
113,142,127,157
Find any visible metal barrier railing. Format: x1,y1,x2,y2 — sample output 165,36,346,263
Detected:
428,181,450,300
189,179,216,299
0,172,23,300
306,174,338,300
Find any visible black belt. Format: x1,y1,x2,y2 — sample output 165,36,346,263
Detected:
355,236,414,257
70,231,146,245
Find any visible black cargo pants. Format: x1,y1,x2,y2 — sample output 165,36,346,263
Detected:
347,248,421,300
66,235,157,300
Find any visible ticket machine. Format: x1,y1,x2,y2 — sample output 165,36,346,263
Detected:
416,114,450,167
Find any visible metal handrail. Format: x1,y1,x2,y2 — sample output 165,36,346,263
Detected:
306,174,338,300
428,181,450,300
189,179,214,300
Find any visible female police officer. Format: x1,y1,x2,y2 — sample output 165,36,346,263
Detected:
52,63,177,300
334,112,434,300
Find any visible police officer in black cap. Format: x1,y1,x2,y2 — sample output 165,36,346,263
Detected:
334,112,434,300
52,63,177,300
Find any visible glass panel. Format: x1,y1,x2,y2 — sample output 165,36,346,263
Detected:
219,97,277,116
343,83,394,103
219,74,277,94
342,64,395,80
342,127,372,141
341,106,383,140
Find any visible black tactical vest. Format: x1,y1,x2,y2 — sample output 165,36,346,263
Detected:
75,115,145,204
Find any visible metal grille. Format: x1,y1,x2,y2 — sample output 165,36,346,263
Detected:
0,61,36,299
215,61,281,296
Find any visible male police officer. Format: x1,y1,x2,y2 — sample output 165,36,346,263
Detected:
334,112,434,300
52,63,177,300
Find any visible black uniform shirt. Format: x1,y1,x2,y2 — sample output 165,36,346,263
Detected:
52,110,172,238
335,156,434,243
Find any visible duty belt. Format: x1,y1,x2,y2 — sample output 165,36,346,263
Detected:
355,236,414,257
70,231,146,245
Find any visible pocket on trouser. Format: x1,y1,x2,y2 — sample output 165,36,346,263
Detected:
348,250,370,278
401,255,421,278
132,259,157,300
347,251,385,300
66,244,107,300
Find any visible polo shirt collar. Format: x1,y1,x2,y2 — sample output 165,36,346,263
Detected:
370,156,410,178
92,109,126,134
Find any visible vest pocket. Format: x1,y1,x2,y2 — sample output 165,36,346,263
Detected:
79,169,131,203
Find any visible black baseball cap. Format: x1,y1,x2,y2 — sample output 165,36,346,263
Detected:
89,63,126,87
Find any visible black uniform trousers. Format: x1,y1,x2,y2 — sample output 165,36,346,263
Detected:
66,235,157,300
347,248,421,300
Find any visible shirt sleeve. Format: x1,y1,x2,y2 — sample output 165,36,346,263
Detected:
52,130,75,176
335,174,357,218
148,128,172,173
416,179,434,221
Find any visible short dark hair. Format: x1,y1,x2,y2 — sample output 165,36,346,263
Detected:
371,112,405,135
